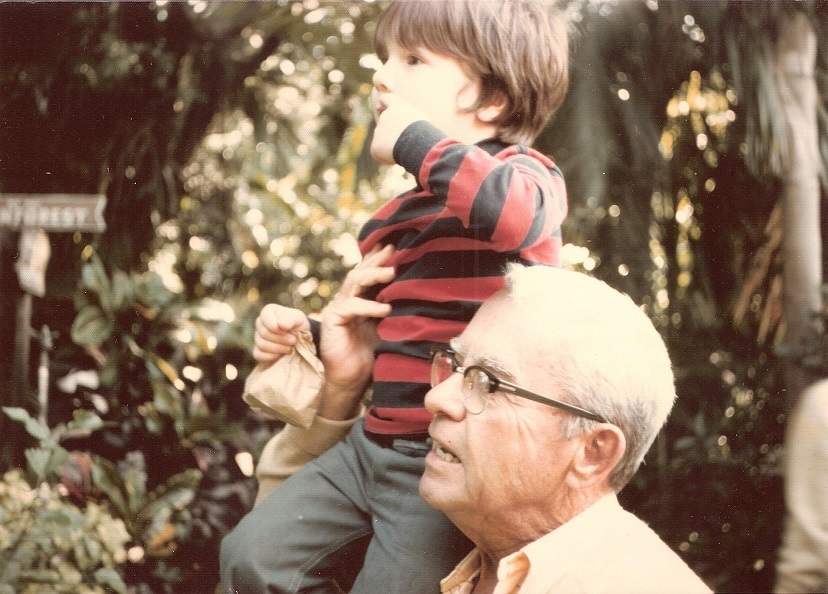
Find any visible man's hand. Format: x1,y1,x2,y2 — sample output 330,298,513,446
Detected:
316,245,395,415
370,94,429,165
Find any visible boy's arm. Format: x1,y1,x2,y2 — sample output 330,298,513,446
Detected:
394,120,566,253
251,246,394,504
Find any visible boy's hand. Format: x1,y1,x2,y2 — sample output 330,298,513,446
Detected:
252,305,310,363
251,245,394,365
370,94,429,165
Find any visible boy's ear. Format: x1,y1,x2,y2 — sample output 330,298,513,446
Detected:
476,90,507,124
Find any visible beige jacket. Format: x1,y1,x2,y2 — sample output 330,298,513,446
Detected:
776,379,828,593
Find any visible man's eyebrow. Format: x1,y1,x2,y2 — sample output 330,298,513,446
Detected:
449,338,512,378
473,356,512,379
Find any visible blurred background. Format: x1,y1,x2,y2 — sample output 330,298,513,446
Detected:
0,1,826,591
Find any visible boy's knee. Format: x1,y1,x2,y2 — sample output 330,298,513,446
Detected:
220,523,272,592
221,515,309,593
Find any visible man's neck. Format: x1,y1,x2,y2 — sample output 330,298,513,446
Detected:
472,562,500,594
459,488,613,592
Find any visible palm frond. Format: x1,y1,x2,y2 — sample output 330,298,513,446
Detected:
732,203,783,344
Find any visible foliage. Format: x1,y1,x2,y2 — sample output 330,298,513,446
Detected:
3,2,381,590
0,407,129,593
62,250,258,591
1,1,825,592
0,469,128,594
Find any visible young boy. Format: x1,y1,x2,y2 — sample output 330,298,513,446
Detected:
221,1,569,591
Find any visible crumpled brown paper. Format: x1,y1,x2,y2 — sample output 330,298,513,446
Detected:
242,331,325,428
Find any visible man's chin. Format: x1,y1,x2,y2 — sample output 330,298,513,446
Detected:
419,471,454,511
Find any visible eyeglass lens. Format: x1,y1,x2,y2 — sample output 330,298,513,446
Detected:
462,369,489,414
430,350,488,414
430,351,454,387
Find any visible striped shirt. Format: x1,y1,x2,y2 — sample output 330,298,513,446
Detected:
358,120,567,436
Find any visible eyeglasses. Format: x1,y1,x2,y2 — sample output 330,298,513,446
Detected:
430,348,608,422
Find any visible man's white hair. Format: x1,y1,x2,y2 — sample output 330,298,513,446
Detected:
504,264,677,492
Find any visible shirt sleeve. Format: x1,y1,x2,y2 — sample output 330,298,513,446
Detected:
254,411,362,506
393,120,567,254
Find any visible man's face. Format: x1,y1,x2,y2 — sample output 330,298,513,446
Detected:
371,41,487,144
420,293,580,527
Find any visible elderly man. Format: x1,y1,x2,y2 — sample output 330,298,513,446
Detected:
227,263,711,593
420,264,710,593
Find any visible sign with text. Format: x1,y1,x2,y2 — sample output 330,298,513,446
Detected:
0,193,106,232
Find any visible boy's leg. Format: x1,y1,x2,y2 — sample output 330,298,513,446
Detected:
220,420,473,593
349,430,474,593
220,424,374,594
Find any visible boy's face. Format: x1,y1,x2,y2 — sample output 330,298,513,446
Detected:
372,42,498,146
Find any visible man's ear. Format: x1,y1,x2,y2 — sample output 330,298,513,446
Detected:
476,90,507,124
567,425,626,490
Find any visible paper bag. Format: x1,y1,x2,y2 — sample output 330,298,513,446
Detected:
242,331,325,428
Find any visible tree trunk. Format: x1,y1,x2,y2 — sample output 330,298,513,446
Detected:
774,12,823,410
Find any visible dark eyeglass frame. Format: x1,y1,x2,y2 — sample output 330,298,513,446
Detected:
430,348,608,423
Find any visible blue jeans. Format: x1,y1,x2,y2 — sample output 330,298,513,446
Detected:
220,419,472,593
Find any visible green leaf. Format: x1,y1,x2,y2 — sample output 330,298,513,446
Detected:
90,457,132,527
142,507,174,548
65,409,108,434
80,536,101,569
692,412,707,438
151,381,185,422
3,407,50,442
673,436,698,453
121,462,149,521
137,468,201,531
71,304,114,346
111,269,135,312
81,253,113,312
42,447,69,480
99,357,118,386
25,447,52,480
154,356,181,385
17,569,62,583
134,271,174,310
94,568,127,594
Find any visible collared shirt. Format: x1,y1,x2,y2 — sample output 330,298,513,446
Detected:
441,494,712,594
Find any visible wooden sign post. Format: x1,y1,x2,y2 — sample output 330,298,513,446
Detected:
0,193,106,233
0,193,106,418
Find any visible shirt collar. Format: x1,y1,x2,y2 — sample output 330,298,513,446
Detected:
441,494,621,594
441,548,480,593
476,137,510,156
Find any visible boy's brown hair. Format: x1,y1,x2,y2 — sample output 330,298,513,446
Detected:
375,0,569,146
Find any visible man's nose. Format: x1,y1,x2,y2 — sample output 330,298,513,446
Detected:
424,372,466,421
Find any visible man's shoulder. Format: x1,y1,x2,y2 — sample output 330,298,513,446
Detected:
520,500,711,593
579,507,712,593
